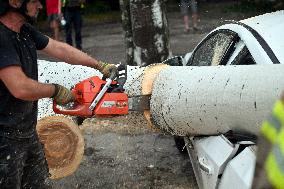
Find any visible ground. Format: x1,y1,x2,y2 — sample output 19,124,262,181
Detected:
38,2,260,189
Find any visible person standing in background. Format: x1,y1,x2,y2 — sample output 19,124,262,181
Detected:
180,0,199,33
46,0,61,41
62,0,85,50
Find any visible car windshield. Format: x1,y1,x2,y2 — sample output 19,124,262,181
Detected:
190,32,236,66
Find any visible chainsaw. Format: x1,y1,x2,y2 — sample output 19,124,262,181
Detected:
53,64,129,117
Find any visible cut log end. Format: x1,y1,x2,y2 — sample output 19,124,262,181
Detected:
142,64,169,95
36,116,84,180
143,110,160,132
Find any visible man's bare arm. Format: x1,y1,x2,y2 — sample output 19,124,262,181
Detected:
41,37,103,70
0,66,55,101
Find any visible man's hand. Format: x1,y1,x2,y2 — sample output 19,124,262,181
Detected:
52,84,75,105
98,61,118,78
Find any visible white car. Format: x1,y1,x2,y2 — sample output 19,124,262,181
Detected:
163,10,284,189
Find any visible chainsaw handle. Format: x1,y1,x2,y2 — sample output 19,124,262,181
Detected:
109,69,118,80
53,101,93,117
102,67,118,81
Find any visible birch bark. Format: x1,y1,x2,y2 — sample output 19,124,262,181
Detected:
120,0,171,66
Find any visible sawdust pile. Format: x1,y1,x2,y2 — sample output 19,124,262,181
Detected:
80,112,160,135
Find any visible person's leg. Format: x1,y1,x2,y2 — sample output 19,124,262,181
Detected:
21,135,51,189
183,15,190,32
191,0,199,30
180,0,189,32
54,14,60,41
73,9,82,50
65,10,73,46
0,136,26,189
54,22,60,41
50,19,60,41
192,13,198,30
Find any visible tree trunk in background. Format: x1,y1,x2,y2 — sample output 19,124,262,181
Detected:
120,0,172,66
120,0,135,66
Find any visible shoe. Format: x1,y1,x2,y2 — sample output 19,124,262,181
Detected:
184,28,190,33
193,27,199,31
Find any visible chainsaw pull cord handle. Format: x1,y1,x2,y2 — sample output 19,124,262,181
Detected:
88,68,118,111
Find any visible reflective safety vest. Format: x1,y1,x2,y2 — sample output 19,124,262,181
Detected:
261,100,284,189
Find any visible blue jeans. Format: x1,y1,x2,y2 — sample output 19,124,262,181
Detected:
64,7,83,50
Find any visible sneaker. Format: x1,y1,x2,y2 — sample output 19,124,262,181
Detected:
193,26,199,31
184,28,190,33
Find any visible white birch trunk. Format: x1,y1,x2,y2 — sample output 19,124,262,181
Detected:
120,0,171,66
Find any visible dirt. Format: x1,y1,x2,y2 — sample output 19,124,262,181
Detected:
38,2,260,189
48,113,197,189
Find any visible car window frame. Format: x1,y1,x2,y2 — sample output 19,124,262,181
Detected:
186,29,240,66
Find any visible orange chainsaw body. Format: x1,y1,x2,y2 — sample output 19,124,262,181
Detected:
53,76,128,117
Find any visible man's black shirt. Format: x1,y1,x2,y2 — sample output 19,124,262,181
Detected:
0,22,49,138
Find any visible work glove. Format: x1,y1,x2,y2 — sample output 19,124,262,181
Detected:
51,84,75,105
97,61,118,79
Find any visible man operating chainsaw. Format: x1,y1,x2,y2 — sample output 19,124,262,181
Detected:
0,0,117,188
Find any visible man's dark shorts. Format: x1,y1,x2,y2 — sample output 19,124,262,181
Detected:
180,0,198,16
0,135,51,189
48,14,60,23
